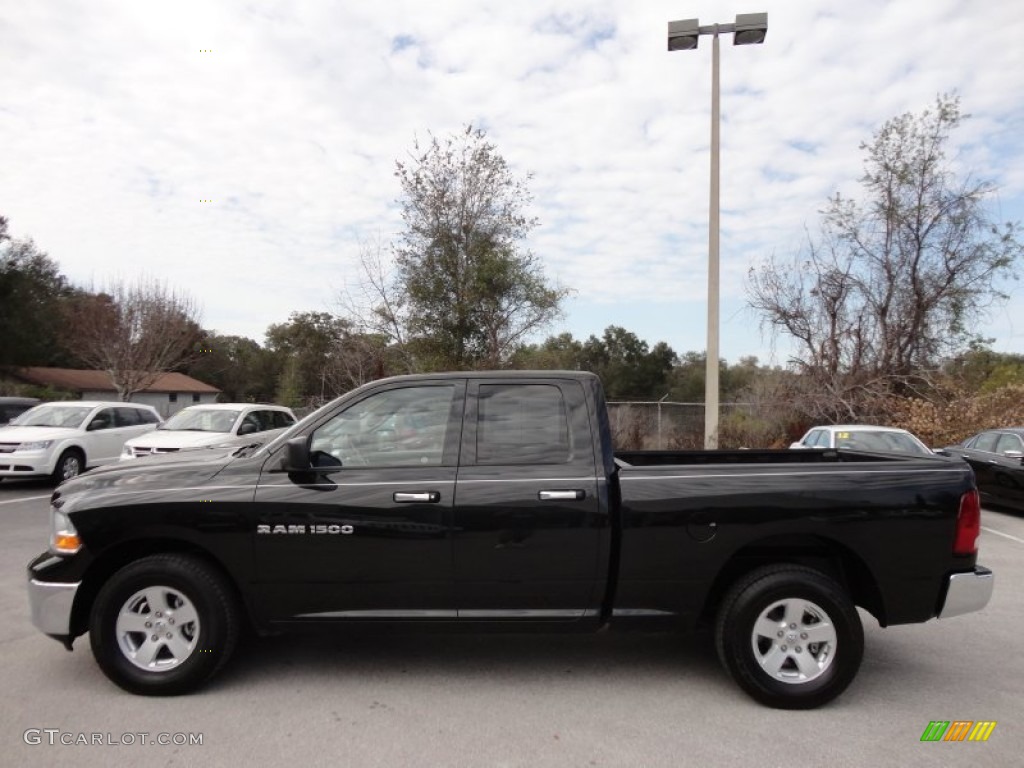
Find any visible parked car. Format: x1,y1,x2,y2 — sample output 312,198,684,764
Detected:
0,396,41,426
790,424,933,456
944,428,1024,510
29,372,991,709
0,401,161,483
120,403,296,459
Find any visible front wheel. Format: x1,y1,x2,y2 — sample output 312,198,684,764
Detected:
715,565,864,709
89,554,240,695
51,449,84,484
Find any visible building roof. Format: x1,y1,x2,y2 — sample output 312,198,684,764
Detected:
15,367,220,394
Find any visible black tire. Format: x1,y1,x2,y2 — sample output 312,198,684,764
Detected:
715,564,864,709
51,449,84,485
89,554,240,696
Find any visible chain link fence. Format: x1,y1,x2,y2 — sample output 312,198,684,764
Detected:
606,401,790,450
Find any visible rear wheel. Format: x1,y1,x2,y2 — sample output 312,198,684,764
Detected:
89,554,240,695
715,565,863,709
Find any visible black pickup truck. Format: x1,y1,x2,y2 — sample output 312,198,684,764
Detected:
28,371,993,708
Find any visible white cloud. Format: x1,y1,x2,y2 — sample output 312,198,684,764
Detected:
2,0,1023,362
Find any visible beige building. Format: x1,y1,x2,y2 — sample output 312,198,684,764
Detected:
13,367,220,418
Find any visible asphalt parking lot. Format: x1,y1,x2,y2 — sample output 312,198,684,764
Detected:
1,479,1021,767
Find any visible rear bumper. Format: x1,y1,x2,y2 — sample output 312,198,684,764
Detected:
938,566,994,619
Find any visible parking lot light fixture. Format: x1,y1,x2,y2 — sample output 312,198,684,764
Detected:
667,19,701,51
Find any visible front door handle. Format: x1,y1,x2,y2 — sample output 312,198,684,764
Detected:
393,491,440,503
538,490,585,501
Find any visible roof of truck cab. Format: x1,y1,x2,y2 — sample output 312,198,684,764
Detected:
372,370,598,380
366,370,600,382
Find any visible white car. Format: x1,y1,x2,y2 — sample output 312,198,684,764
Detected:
0,401,162,483
121,403,297,459
790,424,933,456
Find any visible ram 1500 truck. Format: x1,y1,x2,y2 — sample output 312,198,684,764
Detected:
28,371,993,708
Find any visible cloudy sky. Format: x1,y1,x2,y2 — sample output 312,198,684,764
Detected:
3,0,1024,365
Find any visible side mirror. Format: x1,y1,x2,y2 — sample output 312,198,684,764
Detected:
932,448,951,457
87,418,109,431
284,436,310,470
788,442,805,450
238,422,258,436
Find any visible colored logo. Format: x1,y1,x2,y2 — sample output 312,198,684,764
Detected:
920,721,996,742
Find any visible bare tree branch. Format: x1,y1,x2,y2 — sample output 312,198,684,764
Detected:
64,279,203,400
747,94,1022,420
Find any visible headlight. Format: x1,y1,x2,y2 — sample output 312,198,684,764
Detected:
50,507,81,555
121,445,134,458
19,440,53,451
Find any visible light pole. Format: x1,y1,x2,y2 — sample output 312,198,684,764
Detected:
667,13,767,449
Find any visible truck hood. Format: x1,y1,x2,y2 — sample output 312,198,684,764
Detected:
0,425,80,443
56,445,250,504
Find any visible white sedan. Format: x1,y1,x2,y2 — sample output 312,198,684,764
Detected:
0,402,162,483
790,424,934,456
121,403,296,459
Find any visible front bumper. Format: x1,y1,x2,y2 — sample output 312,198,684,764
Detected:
0,456,51,477
28,578,80,636
938,566,994,619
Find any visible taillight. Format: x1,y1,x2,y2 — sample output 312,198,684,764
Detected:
953,490,981,555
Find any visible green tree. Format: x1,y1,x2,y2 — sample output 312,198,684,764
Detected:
510,332,585,370
187,333,277,402
668,353,766,402
265,311,352,403
515,327,678,398
0,216,77,367
274,357,304,409
748,95,1022,420
943,346,1024,393
391,125,567,369
580,326,676,399
668,351,711,402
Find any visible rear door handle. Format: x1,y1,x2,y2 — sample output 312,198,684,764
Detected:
393,491,441,503
538,490,585,501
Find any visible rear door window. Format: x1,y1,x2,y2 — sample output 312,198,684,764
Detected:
476,384,571,465
995,433,1023,454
